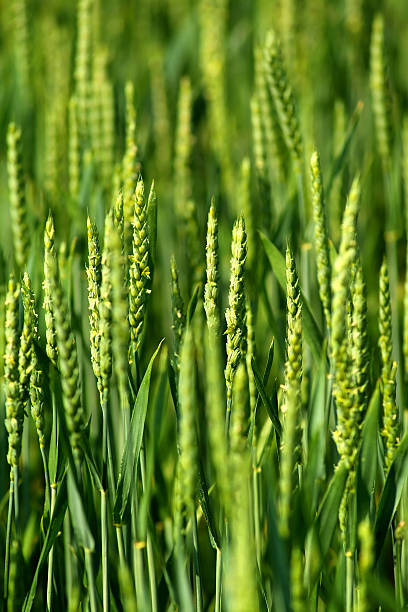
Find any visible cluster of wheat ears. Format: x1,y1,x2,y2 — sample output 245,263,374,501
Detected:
2,0,408,610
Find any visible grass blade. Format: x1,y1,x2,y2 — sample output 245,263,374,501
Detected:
113,340,164,524
374,431,408,561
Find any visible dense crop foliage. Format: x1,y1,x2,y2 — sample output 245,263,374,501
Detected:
2,0,408,610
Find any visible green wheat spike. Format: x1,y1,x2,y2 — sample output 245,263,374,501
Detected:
379,257,399,472
225,217,247,408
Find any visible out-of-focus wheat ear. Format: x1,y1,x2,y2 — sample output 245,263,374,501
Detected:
264,29,303,175
225,217,247,410
345,0,363,41
7,538,24,611
122,81,139,245
330,100,346,244
43,214,58,366
370,14,392,171
48,230,85,465
74,0,93,138
250,93,266,182
11,0,30,93
310,151,331,333
357,519,374,612
174,76,193,225
199,0,233,197
7,122,28,270
112,162,122,202
254,45,285,186
92,47,114,190
68,97,80,202
278,0,296,76
379,257,399,472
150,52,171,177
291,548,307,612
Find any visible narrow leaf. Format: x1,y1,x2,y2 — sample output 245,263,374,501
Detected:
197,458,220,549
113,340,164,524
67,468,95,551
374,431,408,561
357,385,380,521
326,101,363,199
23,477,68,612
316,462,348,558
252,357,281,436
187,283,201,324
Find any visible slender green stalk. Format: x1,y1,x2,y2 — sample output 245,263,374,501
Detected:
4,475,15,606
140,448,158,612
192,509,203,612
116,526,126,567
253,460,262,570
227,363,259,611
46,484,57,610
101,489,109,612
346,553,354,612
215,547,222,612
85,550,98,612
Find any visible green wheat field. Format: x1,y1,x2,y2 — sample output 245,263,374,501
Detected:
1,0,408,610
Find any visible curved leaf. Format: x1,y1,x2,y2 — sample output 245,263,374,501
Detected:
374,431,408,561
113,340,164,524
